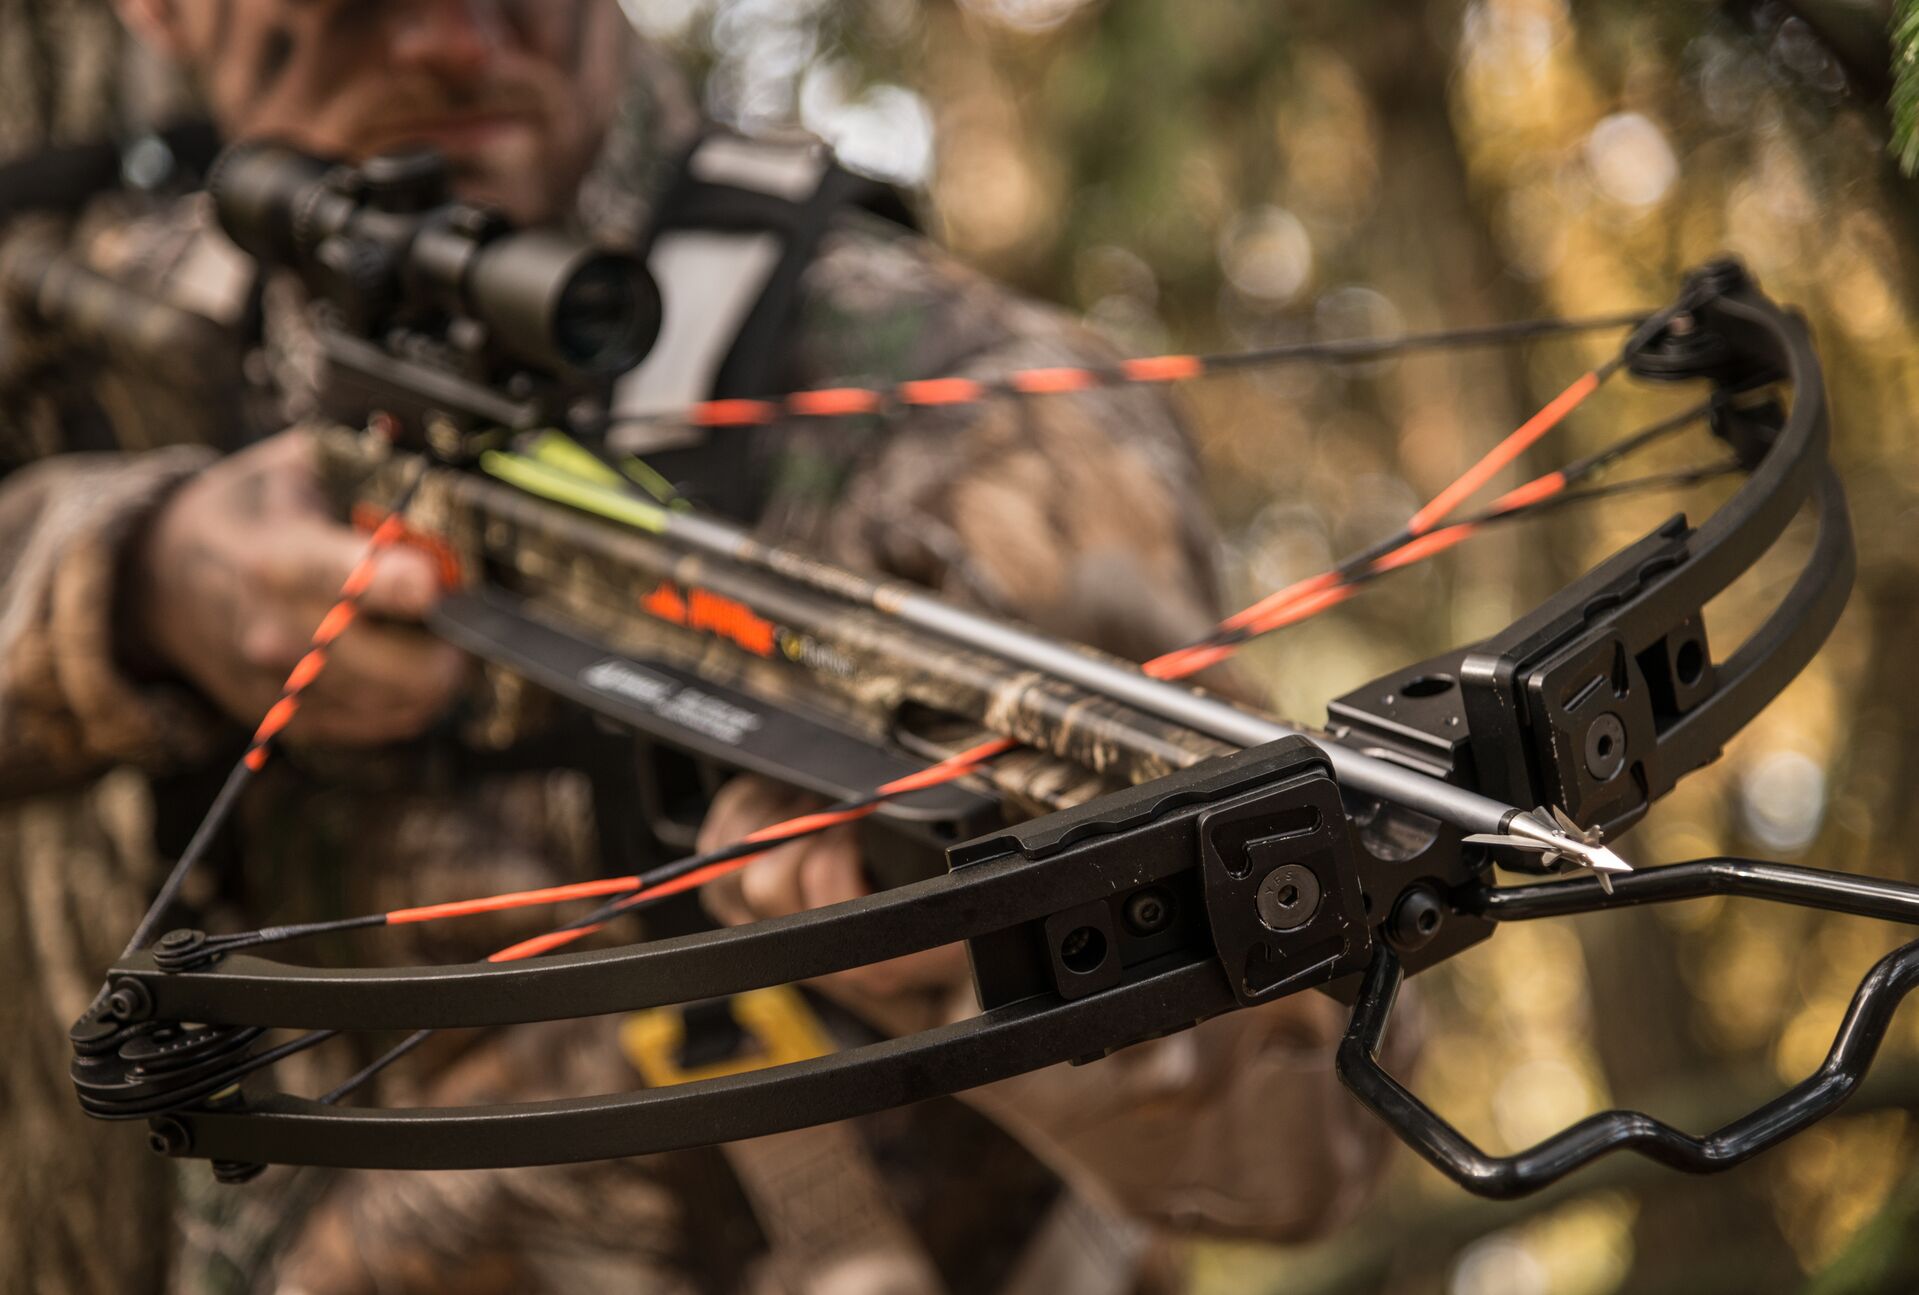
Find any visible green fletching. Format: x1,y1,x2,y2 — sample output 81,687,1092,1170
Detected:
620,455,692,512
522,430,689,510
480,449,670,533
524,431,624,487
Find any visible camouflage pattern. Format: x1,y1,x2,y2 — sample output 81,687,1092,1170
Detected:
331,434,1243,798
0,55,1406,1295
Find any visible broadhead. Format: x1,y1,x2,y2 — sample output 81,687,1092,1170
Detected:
1478,807,1634,888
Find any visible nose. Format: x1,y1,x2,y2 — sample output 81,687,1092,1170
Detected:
386,0,502,81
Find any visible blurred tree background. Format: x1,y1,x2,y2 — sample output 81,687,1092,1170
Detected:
629,1,1919,1290
8,0,1919,1290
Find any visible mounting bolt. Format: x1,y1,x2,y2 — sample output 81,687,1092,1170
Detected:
146,1117,191,1157
1122,887,1175,936
1584,713,1627,781
1256,864,1321,933
105,978,152,1023
1387,886,1445,953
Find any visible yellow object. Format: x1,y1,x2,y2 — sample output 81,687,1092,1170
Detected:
525,430,625,486
524,430,689,510
621,986,836,1088
480,448,670,533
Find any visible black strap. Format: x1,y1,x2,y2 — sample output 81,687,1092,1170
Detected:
636,132,917,520
709,162,908,402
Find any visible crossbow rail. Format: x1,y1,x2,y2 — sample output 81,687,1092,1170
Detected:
70,224,1880,1195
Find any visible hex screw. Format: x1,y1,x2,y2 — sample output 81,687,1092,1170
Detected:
1256,864,1321,932
1584,713,1627,781
1122,887,1175,936
1388,886,1445,953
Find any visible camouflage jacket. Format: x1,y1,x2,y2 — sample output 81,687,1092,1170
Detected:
0,63,1405,1295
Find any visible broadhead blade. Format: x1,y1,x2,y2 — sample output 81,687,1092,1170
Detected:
1546,833,1633,876
1572,841,1634,875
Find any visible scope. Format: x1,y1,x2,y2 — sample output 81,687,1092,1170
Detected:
209,141,661,381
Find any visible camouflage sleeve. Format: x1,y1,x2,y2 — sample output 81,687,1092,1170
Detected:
819,357,1223,662
0,448,227,797
763,216,1225,660
771,222,1409,1242
259,1017,708,1295
962,992,1420,1244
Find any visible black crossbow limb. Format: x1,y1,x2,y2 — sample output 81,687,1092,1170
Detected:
63,143,1905,1201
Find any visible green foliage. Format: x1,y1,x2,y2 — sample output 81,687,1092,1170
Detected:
1801,1160,1919,1294
1893,0,1919,174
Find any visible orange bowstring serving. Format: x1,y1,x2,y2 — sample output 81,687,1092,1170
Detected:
635,321,1628,439
482,736,1017,962
1147,373,1602,669
242,510,413,772
678,366,1161,429
386,876,646,926
1405,368,1604,535
1143,435,1592,681
1143,581,1360,680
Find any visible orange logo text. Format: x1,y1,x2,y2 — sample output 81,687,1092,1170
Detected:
642,581,778,657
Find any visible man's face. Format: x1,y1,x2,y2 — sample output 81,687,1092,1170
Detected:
137,0,631,224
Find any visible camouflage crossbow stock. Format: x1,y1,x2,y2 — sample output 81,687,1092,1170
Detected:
64,143,1901,1201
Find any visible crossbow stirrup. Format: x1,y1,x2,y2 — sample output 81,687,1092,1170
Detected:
67,145,1880,1200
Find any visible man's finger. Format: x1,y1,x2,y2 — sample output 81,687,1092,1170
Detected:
303,674,450,734
799,829,867,910
697,776,818,854
263,517,443,621
290,702,440,747
736,840,809,921
699,870,753,927
305,623,468,714
354,544,444,620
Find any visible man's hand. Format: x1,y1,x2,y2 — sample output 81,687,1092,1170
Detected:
127,429,466,744
698,774,972,1022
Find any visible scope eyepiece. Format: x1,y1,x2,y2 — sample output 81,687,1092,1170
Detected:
208,140,661,381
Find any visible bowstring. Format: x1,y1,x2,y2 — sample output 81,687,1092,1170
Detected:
126,307,1678,958
592,309,1651,442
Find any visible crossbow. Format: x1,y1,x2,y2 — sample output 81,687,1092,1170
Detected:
57,140,1905,1202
